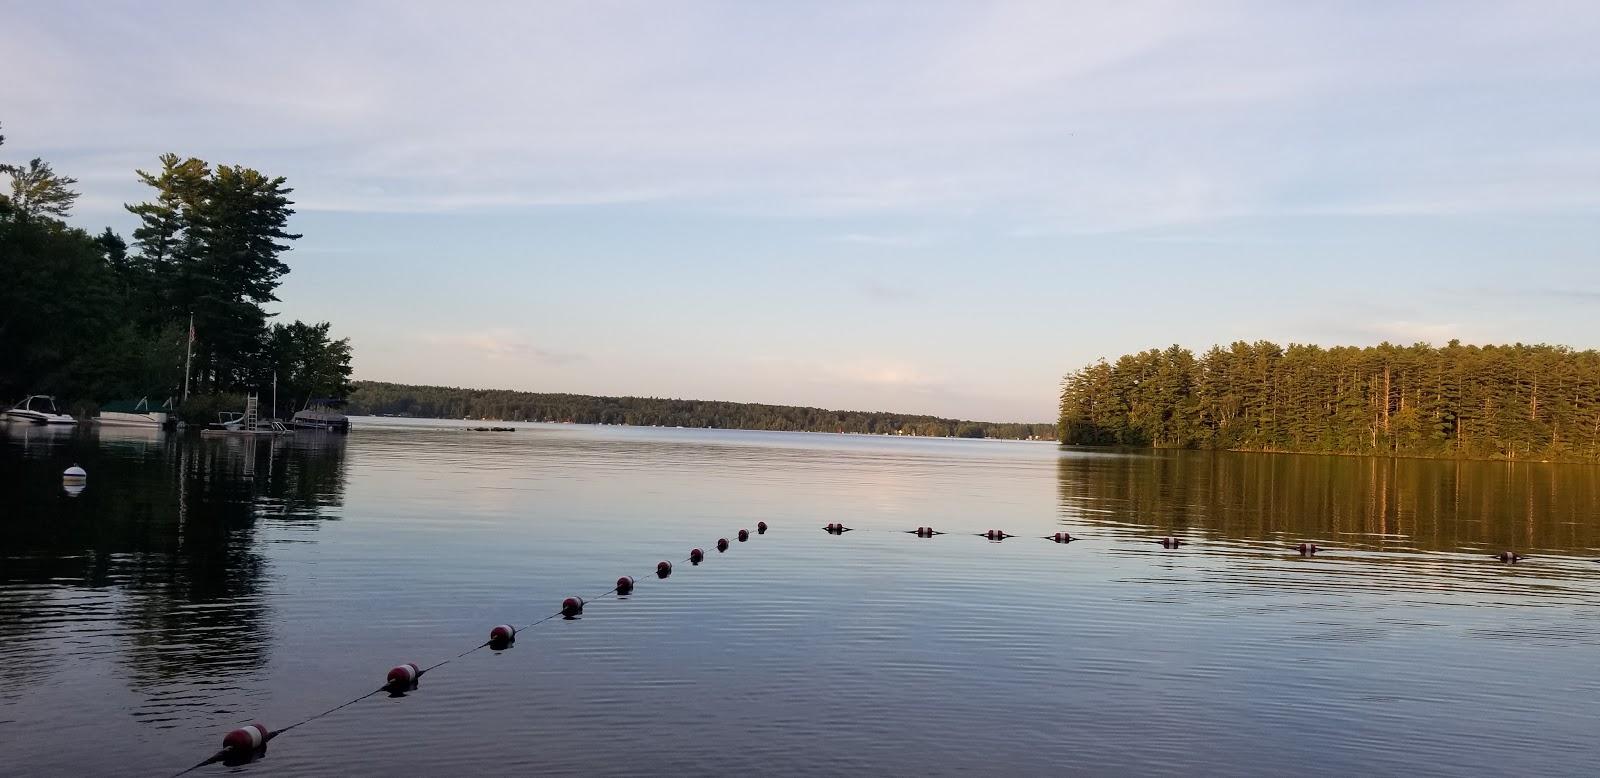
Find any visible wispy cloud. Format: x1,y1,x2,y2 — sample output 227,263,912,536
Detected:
1362,320,1461,344
828,232,932,247
11,2,1599,230
857,279,916,302
422,329,584,365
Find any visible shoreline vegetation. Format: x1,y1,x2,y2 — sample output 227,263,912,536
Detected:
1059,341,1600,463
348,380,1056,440
0,121,352,419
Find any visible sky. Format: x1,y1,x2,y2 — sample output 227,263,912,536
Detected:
4,1,1599,422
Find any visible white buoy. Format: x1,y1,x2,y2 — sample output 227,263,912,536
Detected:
62,464,86,497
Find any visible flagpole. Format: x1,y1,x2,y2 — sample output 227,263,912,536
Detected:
182,314,194,402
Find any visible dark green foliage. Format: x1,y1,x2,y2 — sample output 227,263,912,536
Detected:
349,381,1056,440
1059,341,1600,462
0,122,347,413
0,216,146,409
263,321,354,408
125,154,302,392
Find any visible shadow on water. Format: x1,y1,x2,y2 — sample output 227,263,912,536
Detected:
0,424,348,727
1057,449,1600,556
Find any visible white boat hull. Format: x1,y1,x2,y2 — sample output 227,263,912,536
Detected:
4,409,76,425
97,411,171,427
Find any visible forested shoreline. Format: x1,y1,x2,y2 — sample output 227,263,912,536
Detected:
1059,341,1600,462
0,121,352,419
349,380,1056,439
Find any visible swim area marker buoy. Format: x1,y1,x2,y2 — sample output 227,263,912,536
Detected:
562,596,586,618
173,521,774,776
385,663,421,694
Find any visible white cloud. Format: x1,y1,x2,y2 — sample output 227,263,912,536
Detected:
8,1,1598,230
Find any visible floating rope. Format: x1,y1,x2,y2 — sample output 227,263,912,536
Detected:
829,525,1546,565
173,528,760,775
174,520,1540,774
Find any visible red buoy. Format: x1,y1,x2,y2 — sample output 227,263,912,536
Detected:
656,560,673,578
489,624,516,645
616,576,635,595
913,526,936,538
824,523,850,533
1048,532,1074,543
1497,551,1524,563
1297,543,1320,555
562,597,585,618
386,663,420,690
222,722,270,753
690,548,705,565
717,538,730,552
1160,537,1183,548
757,521,768,534
982,529,1010,540
738,529,749,542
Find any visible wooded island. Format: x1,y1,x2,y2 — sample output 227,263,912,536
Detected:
1059,341,1600,462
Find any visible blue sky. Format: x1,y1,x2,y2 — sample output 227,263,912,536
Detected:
4,1,1599,421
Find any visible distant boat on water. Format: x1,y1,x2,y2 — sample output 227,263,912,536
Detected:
96,397,180,429
4,395,76,425
292,398,351,432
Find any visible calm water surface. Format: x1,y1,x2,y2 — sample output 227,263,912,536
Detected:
3,419,1600,776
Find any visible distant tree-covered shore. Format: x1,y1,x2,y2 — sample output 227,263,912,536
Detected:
349,380,1055,440
1059,341,1600,462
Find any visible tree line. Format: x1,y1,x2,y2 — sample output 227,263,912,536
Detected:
1058,341,1600,462
349,380,1056,440
0,121,352,417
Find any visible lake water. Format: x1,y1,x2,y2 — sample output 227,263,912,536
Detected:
3,419,1599,776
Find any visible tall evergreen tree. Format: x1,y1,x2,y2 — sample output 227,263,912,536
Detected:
0,157,80,220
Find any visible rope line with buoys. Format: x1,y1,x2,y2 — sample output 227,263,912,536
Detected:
172,524,771,776
173,515,1542,774
826,524,1538,564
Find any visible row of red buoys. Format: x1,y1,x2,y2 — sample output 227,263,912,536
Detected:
188,522,773,773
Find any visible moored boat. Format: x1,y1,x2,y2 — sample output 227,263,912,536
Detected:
4,395,77,425
292,398,351,432
97,397,180,429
